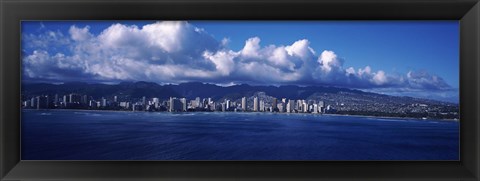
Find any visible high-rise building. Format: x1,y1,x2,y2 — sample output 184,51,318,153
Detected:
286,101,291,113
142,96,146,107
253,97,259,112
277,102,285,113
226,100,231,110
180,98,187,111
296,99,302,111
89,100,96,108
69,94,81,104
30,97,36,108
260,100,265,112
63,95,68,105
45,95,49,108
241,97,247,111
203,98,208,108
119,102,128,108
282,98,287,103
114,96,118,103
319,101,325,113
81,95,88,104
133,104,143,112
169,97,174,112
189,100,196,108
287,100,294,113
272,98,278,111
169,97,183,112
101,97,107,107
152,98,160,108
54,94,59,106
36,96,48,109
210,102,216,111
195,97,201,108
313,104,319,113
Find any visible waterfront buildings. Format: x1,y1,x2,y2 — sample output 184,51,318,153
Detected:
260,100,265,112
272,98,278,111
21,89,460,120
253,97,259,112
242,97,246,111
169,97,184,112
21,91,331,115
101,97,107,107
286,100,294,113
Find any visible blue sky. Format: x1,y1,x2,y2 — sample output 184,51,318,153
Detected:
21,21,459,102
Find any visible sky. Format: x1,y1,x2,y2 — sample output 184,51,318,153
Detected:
21,21,459,102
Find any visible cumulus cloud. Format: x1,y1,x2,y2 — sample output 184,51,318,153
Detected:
23,50,92,81
22,30,71,51
203,50,236,76
241,37,261,58
69,25,93,41
372,70,387,85
22,21,452,92
406,70,451,90
318,50,342,73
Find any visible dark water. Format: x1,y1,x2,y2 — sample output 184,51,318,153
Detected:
21,109,459,160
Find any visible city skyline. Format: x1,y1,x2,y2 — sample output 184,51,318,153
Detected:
22,91,459,120
21,21,459,102
21,81,459,120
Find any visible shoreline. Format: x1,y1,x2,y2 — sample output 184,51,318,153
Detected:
22,108,459,122
323,113,459,122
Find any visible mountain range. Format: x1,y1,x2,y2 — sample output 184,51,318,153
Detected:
22,81,455,106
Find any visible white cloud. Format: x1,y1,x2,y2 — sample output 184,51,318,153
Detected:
23,50,52,78
203,50,236,76
372,70,387,85
318,50,342,73
267,47,296,71
358,66,372,77
22,21,452,91
97,24,147,51
405,70,450,90
241,37,261,58
23,30,70,50
69,25,93,41
285,39,315,60
345,67,356,75
141,21,185,53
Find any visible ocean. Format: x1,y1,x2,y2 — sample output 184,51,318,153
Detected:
21,109,459,160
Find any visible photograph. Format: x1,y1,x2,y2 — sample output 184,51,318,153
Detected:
20,20,460,160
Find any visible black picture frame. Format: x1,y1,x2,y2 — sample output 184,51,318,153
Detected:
1,0,479,180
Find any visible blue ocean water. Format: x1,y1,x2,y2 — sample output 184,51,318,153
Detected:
21,109,459,160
